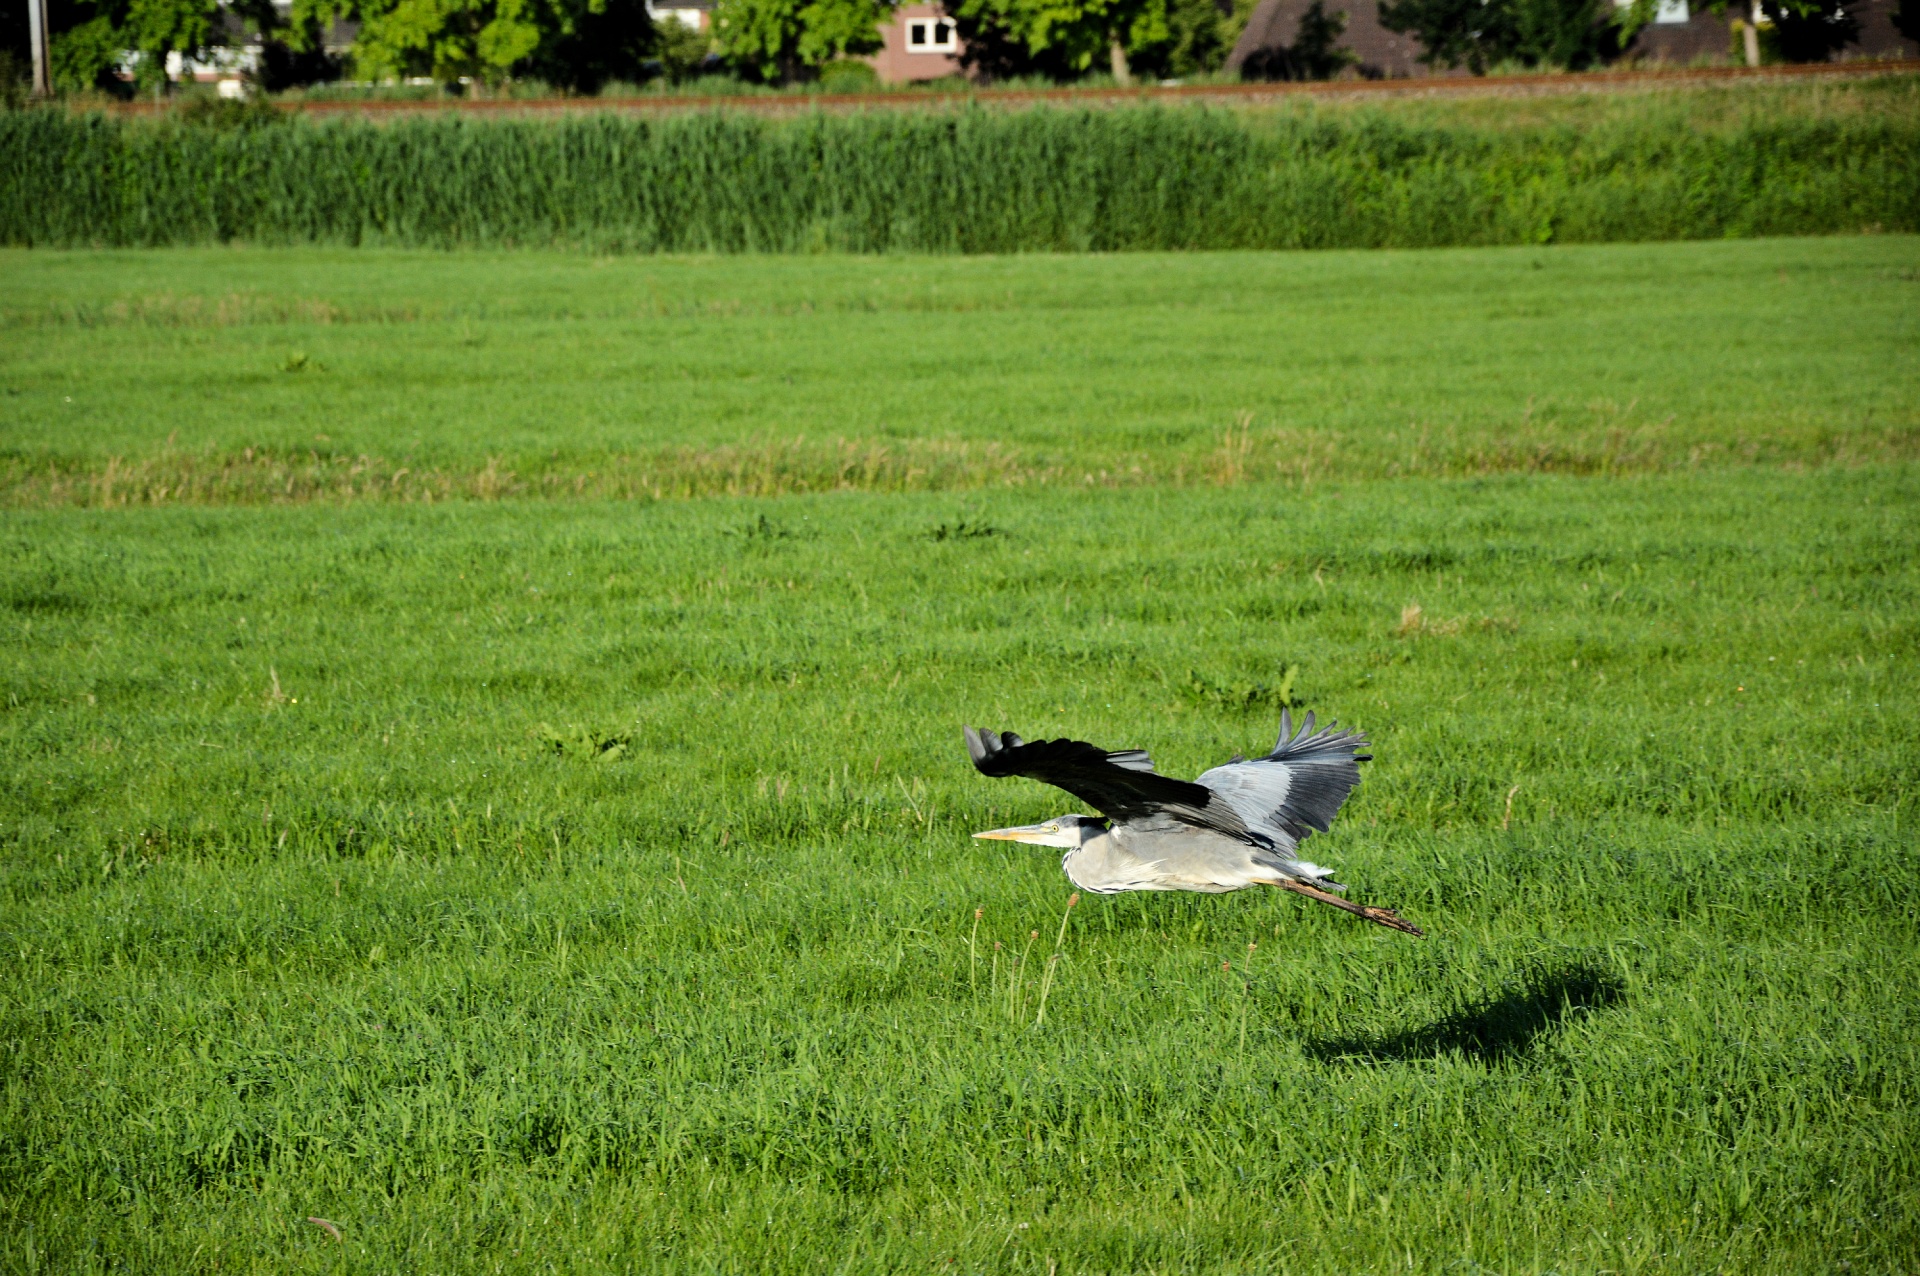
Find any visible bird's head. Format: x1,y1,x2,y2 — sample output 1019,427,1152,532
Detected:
972,813,1103,848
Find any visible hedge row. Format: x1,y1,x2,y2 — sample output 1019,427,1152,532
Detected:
3,103,1916,251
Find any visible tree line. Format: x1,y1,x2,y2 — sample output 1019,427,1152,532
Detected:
2,0,1894,97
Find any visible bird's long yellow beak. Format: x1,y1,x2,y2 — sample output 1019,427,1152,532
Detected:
973,823,1050,844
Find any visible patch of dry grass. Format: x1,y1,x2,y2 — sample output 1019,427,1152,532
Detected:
5,420,1913,509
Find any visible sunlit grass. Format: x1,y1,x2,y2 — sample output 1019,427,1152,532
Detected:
2,237,1917,506
3,464,1916,1272
2,239,1916,1271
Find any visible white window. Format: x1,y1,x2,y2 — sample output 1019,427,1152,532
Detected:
906,18,956,51
1615,0,1689,19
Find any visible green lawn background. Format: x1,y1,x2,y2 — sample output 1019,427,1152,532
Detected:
1,238,1916,1273
3,238,1916,501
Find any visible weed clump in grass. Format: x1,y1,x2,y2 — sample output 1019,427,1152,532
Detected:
1180,665,1300,713
1396,602,1520,637
926,520,1002,541
728,514,799,543
535,722,633,760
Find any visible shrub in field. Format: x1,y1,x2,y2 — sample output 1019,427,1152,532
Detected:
817,56,882,89
654,19,722,82
1379,0,1624,71
1,96,1916,250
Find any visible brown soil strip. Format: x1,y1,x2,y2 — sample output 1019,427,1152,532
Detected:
103,58,1920,121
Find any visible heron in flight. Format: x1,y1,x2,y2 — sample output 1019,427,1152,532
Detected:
965,712,1421,935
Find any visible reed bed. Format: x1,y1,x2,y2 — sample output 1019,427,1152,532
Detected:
4,93,1917,251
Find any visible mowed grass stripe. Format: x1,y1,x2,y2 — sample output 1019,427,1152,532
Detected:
2,237,1918,506
3,468,1915,1271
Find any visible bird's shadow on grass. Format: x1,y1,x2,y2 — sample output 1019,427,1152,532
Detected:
1302,962,1626,1066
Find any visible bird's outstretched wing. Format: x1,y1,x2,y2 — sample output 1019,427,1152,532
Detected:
963,726,1223,827
1193,710,1371,850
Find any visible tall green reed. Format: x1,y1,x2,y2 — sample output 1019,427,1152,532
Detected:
3,99,1915,251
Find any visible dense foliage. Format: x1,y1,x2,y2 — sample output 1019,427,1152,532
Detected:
945,0,1166,79
30,0,662,92
1378,0,1621,72
43,0,262,92
1237,0,1353,80
710,0,892,82
1384,0,1884,71
3,96,1917,251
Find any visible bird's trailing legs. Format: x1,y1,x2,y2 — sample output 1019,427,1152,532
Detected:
1269,878,1424,937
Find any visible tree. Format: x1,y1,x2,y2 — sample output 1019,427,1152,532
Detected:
1896,0,1920,41
1759,0,1857,61
1375,0,1490,69
1416,0,1870,70
951,5,1086,78
1378,0,1619,71
518,0,657,90
1144,0,1238,78
254,36,346,90
1237,0,1355,79
292,0,539,85
291,0,653,91
1502,0,1617,66
47,0,242,93
651,16,714,83
946,0,1167,80
710,0,892,81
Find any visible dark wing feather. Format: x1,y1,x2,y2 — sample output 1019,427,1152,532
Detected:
963,726,1223,827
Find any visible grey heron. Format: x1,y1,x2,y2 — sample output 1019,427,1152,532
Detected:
964,711,1422,935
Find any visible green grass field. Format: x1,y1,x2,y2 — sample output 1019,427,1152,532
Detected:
4,236,1917,503
3,238,1917,1273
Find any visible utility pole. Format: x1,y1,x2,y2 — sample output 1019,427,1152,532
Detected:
27,0,52,96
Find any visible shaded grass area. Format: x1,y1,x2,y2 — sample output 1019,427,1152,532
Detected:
3,237,1918,506
3,467,1916,1271
1301,958,1627,1063
5,81,1918,254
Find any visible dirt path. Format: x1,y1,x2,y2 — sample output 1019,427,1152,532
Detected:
110,56,1920,118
